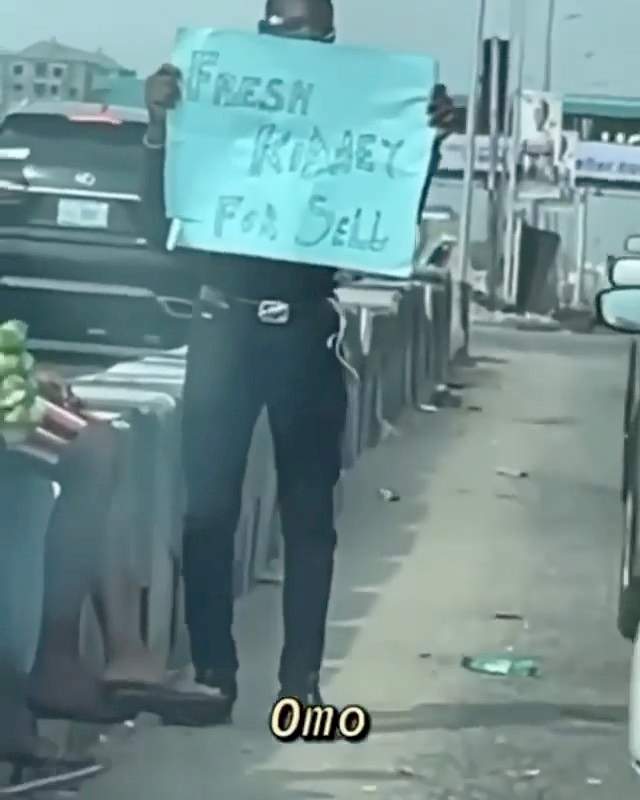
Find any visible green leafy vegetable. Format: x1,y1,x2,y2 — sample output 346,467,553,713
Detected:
0,320,28,353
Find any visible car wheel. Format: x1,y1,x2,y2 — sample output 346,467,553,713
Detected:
623,341,638,502
619,489,640,640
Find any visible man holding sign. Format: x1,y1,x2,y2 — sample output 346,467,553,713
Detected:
142,0,454,725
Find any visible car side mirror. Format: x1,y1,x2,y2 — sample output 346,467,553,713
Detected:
596,287,640,333
625,234,640,254
608,256,640,287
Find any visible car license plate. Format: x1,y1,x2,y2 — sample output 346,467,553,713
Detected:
57,198,109,228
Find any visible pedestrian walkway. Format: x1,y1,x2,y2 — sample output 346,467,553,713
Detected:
84,328,637,799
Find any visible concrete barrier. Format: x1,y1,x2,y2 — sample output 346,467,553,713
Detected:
336,286,402,449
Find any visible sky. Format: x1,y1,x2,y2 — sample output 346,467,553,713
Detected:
3,0,640,263
4,0,640,94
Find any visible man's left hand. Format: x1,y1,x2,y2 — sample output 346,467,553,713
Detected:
428,84,456,141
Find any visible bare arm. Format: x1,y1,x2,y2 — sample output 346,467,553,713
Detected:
418,85,454,221
141,64,181,249
417,138,443,222
141,136,171,249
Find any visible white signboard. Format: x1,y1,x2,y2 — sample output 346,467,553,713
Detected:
575,141,640,183
518,130,578,201
517,91,566,199
519,91,562,163
439,135,640,186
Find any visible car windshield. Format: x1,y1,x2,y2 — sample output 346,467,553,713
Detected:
0,114,144,190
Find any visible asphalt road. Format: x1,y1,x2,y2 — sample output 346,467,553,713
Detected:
84,326,639,799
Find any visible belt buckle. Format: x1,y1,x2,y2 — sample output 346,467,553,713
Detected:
257,300,290,325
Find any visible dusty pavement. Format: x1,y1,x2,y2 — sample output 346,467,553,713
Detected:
84,327,638,799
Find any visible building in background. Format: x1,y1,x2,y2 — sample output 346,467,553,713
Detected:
0,38,135,113
0,49,10,111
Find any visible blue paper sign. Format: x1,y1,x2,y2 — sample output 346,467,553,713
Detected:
165,28,437,277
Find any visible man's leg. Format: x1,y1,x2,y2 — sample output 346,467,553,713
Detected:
27,424,131,723
266,302,347,696
179,299,261,704
93,423,166,686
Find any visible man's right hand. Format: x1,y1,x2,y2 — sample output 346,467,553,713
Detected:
144,64,182,142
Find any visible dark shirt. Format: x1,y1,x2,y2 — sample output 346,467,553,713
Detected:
141,139,442,303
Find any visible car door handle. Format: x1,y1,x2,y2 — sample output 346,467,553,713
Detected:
157,296,194,319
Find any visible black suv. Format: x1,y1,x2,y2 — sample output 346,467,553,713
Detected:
0,101,200,358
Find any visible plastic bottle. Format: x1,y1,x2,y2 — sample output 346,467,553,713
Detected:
461,655,540,677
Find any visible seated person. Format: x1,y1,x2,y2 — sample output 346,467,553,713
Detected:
25,368,227,726
0,339,226,788
0,420,105,792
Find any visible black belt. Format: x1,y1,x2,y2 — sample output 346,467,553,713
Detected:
198,285,332,326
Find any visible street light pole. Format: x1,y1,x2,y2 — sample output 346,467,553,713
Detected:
502,0,526,306
486,37,501,308
457,0,487,353
457,0,487,290
543,0,556,91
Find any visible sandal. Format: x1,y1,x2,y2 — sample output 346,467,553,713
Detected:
105,681,233,726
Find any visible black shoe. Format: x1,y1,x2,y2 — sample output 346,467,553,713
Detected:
277,672,323,705
160,668,236,727
195,668,238,704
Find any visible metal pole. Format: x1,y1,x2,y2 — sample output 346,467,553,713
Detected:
487,38,500,195
572,188,588,307
543,0,556,92
530,199,540,228
511,211,524,305
457,0,487,289
487,37,501,307
502,2,526,306
549,207,562,307
501,130,517,302
502,211,514,302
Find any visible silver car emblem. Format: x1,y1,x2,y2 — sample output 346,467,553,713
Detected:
74,172,96,187
257,300,290,325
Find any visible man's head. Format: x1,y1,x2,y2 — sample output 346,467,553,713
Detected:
259,0,335,42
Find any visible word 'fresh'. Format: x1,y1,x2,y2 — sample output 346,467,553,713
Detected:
186,51,314,117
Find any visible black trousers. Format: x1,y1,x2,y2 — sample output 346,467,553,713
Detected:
181,290,347,686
